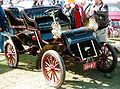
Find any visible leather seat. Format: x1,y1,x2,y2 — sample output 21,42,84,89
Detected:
8,7,21,18
21,6,70,42
4,9,26,30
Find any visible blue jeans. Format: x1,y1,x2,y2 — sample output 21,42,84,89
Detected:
0,33,4,52
0,28,14,52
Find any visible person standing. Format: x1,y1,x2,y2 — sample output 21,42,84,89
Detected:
64,2,83,29
76,0,86,22
86,0,109,44
0,0,6,52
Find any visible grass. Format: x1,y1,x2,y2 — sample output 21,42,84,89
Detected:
0,54,37,74
63,63,120,89
0,53,120,89
17,54,37,71
62,53,120,89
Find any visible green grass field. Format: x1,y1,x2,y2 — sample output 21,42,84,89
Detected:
0,54,120,89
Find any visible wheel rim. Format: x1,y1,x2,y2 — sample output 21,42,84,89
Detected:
43,54,62,85
98,45,113,69
5,43,17,67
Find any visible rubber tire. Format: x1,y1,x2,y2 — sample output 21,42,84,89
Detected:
96,43,117,73
4,40,19,68
41,50,66,88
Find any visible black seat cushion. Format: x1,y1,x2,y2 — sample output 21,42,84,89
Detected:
22,6,70,42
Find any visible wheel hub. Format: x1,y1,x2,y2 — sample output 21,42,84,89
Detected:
7,50,13,57
103,54,107,59
50,65,55,71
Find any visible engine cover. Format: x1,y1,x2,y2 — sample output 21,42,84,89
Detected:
62,27,100,59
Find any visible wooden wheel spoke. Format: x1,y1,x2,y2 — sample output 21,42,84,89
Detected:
107,57,112,61
53,71,59,82
44,68,51,80
55,68,61,71
52,58,56,66
47,58,51,65
45,68,51,75
98,60,104,66
102,61,110,68
105,60,111,66
104,49,109,55
45,62,50,67
55,62,59,67
103,46,107,54
7,58,11,64
11,56,16,64
6,52,10,58
50,72,53,80
106,52,112,57
106,58,113,63
101,57,112,68
52,72,56,82
45,67,50,71
49,71,59,82
105,49,108,55
12,52,16,56
47,56,53,65
9,58,14,65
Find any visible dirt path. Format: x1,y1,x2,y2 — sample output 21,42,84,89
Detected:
0,69,56,89
0,54,56,89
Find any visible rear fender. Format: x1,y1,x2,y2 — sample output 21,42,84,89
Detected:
2,33,24,52
11,36,24,52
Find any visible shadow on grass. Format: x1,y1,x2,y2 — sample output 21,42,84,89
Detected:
17,54,38,71
0,54,38,74
0,54,14,74
1,53,119,89
17,53,120,89
0,63,13,74
61,53,120,89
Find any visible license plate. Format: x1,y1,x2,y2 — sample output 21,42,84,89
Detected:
83,62,96,70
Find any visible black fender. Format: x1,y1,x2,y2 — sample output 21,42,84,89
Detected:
11,36,24,52
2,33,24,52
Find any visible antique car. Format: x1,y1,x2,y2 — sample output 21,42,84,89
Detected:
3,5,70,67
3,6,117,88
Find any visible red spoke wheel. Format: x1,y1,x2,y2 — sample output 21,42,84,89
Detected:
41,50,65,88
4,41,19,68
97,43,117,73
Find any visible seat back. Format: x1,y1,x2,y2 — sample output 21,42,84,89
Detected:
22,6,70,42
4,9,26,29
8,7,21,18
21,10,38,30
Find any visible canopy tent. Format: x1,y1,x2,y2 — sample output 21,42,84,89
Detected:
67,0,75,3
109,12,120,21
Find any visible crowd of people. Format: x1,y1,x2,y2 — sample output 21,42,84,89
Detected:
0,0,109,52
